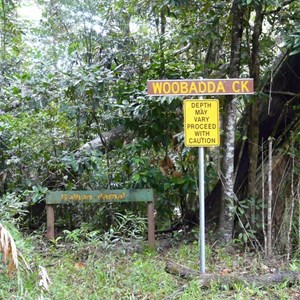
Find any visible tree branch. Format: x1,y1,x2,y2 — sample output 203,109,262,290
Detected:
75,125,128,157
173,43,191,55
263,0,297,16
269,91,300,97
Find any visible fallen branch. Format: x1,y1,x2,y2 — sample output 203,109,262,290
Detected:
165,260,300,287
165,260,199,280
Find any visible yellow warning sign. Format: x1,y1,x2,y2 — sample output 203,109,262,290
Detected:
184,99,220,147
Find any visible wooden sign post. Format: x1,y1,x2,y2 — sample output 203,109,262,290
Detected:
148,78,254,273
46,189,155,250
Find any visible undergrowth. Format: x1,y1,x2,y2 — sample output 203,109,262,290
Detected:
0,233,300,300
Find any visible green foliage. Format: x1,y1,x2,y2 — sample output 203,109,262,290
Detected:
0,0,298,244
63,210,147,245
233,197,263,248
0,192,28,225
63,228,86,244
113,210,147,239
286,27,300,56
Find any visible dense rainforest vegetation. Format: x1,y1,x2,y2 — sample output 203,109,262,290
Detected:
1,0,300,298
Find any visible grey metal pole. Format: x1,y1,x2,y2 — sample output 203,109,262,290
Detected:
199,146,205,273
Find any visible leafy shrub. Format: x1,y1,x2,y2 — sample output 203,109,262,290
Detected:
113,210,147,239
0,192,28,225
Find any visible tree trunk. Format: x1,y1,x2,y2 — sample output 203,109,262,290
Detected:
219,98,238,242
266,138,273,258
218,0,245,243
247,3,263,226
1,0,7,63
159,6,167,78
206,53,300,240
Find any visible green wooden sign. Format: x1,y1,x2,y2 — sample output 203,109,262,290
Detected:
46,189,154,204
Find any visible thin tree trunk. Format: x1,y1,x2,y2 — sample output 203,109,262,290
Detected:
247,4,263,227
218,0,245,243
159,6,167,78
266,138,273,258
298,182,300,254
287,136,295,261
1,0,7,63
219,98,238,242
261,138,267,254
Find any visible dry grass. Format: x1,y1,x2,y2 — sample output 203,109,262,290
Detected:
0,222,19,275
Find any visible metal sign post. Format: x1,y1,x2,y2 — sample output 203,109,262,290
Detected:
147,77,254,273
199,146,205,273
184,98,220,273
